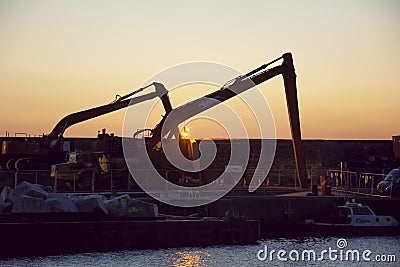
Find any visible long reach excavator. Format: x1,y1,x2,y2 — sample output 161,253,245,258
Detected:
144,52,308,188
1,82,172,171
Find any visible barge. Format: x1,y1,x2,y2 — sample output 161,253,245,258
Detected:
0,213,259,258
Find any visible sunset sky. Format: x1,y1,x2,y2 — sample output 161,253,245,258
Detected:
1,0,399,140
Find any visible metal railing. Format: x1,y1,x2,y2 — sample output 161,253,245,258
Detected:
358,172,386,195
1,168,271,193
52,168,133,193
326,169,358,189
9,170,51,189
2,167,394,199
326,169,390,198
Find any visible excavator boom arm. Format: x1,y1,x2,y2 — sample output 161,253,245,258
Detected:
45,91,161,148
44,82,172,148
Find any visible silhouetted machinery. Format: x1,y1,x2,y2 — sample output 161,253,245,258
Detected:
3,52,308,189
1,82,172,171
145,52,308,188
49,129,130,190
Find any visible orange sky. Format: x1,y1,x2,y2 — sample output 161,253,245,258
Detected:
0,1,399,140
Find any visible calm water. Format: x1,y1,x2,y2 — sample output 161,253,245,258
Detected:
1,236,399,267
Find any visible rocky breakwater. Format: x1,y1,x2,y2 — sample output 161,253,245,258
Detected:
0,181,158,217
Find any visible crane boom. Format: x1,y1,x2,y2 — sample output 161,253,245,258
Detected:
149,53,308,188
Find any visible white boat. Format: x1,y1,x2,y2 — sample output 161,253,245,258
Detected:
302,200,399,236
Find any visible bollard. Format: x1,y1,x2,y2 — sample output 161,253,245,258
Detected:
320,175,331,196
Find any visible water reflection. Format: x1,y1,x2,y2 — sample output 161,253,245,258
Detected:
0,237,398,267
166,250,212,267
